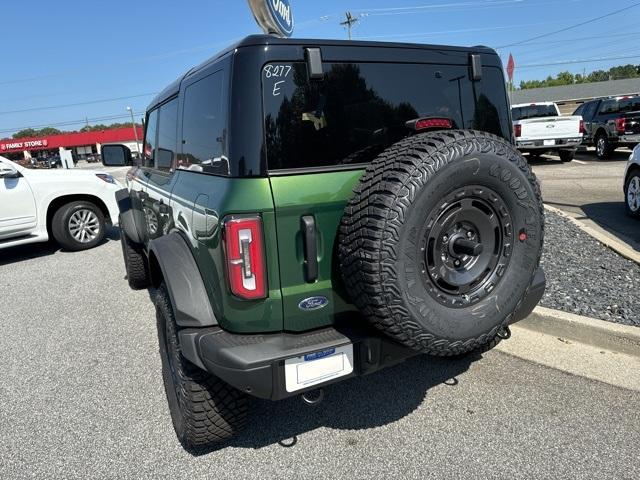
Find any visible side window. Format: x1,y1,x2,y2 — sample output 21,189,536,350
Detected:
573,104,585,116
143,109,158,168
156,98,179,172
179,71,228,174
583,102,598,120
598,100,616,115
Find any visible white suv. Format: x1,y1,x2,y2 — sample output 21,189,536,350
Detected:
625,144,640,219
0,156,121,251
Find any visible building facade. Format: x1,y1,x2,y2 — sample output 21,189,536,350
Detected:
0,127,142,161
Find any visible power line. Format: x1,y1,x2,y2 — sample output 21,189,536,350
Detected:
340,12,359,40
505,29,640,49
0,38,238,87
356,19,569,40
0,112,145,136
518,54,640,69
0,93,157,116
497,2,640,48
508,34,640,66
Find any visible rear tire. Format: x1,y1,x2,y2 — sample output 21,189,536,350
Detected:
595,133,613,159
625,171,640,220
51,201,105,251
120,220,151,290
559,150,575,163
339,130,544,356
156,284,248,449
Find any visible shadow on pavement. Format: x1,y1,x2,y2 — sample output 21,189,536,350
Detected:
524,154,562,166
191,353,479,455
581,202,640,251
525,149,630,165
0,226,120,266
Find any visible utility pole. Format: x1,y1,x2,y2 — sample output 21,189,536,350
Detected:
340,12,358,40
126,106,140,153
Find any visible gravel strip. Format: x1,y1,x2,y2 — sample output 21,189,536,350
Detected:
540,211,640,326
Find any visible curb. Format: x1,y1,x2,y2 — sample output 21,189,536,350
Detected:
544,204,640,265
517,306,640,357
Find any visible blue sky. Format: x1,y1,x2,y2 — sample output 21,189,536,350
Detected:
1,0,638,138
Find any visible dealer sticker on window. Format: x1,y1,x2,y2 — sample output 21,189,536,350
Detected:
284,344,354,393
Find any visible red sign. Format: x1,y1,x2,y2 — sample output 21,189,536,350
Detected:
507,53,515,82
0,127,142,154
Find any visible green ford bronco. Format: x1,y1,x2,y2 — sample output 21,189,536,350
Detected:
103,35,545,449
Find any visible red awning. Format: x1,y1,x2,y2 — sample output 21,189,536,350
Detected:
0,127,142,154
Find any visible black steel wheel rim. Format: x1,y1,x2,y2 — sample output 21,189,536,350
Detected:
419,185,514,308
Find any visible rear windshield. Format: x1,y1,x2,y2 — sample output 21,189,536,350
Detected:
512,104,558,121
599,96,640,114
262,62,510,171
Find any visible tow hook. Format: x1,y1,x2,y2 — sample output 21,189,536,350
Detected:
497,325,512,340
301,389,324,406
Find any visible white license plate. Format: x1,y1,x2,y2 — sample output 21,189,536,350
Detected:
543,139,556,146
284,344,354,393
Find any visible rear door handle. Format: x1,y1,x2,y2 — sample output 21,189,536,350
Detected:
300,216,318,283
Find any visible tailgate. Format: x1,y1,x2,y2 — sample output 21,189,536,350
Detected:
269,171,363,332
623,112,640,135
519,117,581,140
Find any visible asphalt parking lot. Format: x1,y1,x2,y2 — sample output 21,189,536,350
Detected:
530,147,640,251
1,234,640,479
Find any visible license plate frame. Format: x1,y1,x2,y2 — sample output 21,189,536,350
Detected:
284,344,354,393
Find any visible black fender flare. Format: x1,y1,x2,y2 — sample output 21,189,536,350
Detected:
148,232,218,328
115,189,143,244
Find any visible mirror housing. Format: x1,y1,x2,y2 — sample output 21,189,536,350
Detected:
102,144,133,167
0,164,19,178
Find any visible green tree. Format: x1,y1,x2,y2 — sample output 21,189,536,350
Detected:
13,128,38,139
37,127,62,136
609,64,638,80
13,127,61,139
586,70,609,82
518,64,640,90
556,71,575,85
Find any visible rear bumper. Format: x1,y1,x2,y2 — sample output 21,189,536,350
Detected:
516,138,582,150
617,134,640,145
180,267,546,401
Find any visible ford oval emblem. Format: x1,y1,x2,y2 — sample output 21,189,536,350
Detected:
248,0,294,38
298,296,329,311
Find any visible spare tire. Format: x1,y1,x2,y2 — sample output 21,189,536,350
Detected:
339,130,544,356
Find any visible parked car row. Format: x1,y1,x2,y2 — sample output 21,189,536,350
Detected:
574,95,640,160
512,102,583,162
512,94,640,161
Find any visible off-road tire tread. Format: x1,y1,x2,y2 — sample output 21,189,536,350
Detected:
339,130,544,356
156,285,247,449
120,222,150,290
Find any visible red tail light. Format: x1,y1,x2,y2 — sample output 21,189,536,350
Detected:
579,120,585,134
407,117,453,131
615,118,626,134
514,124,522,138
224,216,267,300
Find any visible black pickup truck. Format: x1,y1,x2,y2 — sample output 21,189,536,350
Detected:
574,95,640,159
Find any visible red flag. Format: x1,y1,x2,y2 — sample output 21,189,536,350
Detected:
507,53,515,82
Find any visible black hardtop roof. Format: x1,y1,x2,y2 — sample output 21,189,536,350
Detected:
229,34,496,53
148,35,498,110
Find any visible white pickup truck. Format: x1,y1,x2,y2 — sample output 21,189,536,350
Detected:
512,102,584,162
0,155,121,251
